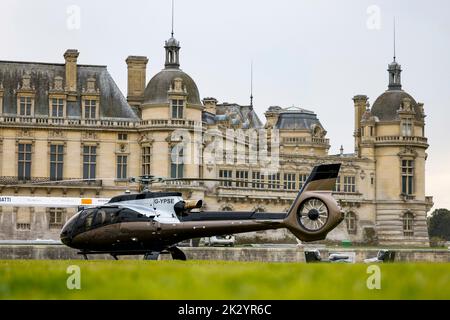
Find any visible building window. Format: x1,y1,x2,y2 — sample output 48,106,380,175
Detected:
84,100,97,119
344,176,356,193
171,99,184,119
268,173,280,189
219,169,232,187
18,143,32,181
236,170,248,187
49,208,64,229
402,118,413,136
83,146,96,180
51,98,64,118
50,145,64,181
334,176,341,192
141,146,151,175
16,207,31,230
345,212,357,235
222,206,233,212
403,212,414,237
401,160,414,195
299,174,308,189
18,97,32,116
252,171,263,189
16,223,31,230
370,126,374,136
284,173,296,190
117,155,127,179
118,133,128,141
170,145,184,178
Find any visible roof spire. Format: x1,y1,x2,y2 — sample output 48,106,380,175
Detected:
387,17,402,90
250,60,253,107
171,0,175,37
393,17,396,62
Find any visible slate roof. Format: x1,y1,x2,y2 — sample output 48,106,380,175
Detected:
275,107,323,130
143,68,201,106
371,90,422,121
215,103,263,129
0,60,137,119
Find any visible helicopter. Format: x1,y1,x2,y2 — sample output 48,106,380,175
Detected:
57,163,343,260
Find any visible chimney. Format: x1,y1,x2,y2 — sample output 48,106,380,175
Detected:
202,97,218,115
264,106,282,129
352,95,368,156
126,56,148,104
64,49,79,101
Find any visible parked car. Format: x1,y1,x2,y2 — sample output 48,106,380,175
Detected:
203,235,235,247
364,249,396,263
304,249,355,263
177,238,201,247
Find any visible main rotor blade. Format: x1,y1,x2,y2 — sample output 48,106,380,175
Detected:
161,178,283,188
1,178,118,188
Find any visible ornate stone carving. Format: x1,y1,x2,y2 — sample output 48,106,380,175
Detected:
49,130,66,139
50,76,64,92
82,131,98,141
16,129,34,139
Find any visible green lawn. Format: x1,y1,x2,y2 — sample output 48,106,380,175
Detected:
0,260,449,300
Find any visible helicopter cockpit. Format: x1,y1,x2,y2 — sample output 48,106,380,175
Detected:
60,206,155,245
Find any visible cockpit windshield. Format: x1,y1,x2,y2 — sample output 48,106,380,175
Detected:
70,206,153,236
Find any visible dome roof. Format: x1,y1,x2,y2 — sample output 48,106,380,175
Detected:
165,37,180,47
371,90,422,121
143,68,201,105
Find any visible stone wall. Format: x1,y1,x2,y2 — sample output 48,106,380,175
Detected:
0,244,448,263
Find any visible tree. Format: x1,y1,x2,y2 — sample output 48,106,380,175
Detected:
428,209,450,241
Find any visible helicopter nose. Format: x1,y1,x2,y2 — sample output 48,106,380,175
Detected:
60,235,72,246
60,229,72,246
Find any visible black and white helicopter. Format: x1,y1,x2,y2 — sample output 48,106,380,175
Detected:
2,163,344,260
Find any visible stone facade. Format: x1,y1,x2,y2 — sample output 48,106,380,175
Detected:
0,35,433,246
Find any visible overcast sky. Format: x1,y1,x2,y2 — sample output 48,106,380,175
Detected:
1,0,449,211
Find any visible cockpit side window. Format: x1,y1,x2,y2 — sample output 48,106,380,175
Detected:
72,208,96,235
84,209,96,231
117,208,153,223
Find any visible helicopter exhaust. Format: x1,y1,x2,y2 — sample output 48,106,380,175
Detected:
184,200,203,210
174,199,203,216
282,163,344,242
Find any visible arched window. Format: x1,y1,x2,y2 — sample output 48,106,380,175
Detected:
254,207,265,213
345,212,357,235
222,206,233,212
403,212,414,237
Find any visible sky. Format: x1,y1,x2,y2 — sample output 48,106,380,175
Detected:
1,0,449,210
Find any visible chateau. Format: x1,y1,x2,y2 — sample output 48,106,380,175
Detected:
0,32,433,246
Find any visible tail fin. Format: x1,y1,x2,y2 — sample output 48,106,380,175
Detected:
284,163,343,242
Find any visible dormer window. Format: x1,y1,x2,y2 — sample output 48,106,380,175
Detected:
84,99,97,119
401,118,413,136
51,98,65,118
171,99,184,119
18,96,33,116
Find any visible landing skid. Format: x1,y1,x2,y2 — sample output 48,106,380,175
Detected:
167,246,187,261
76,246,187,261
